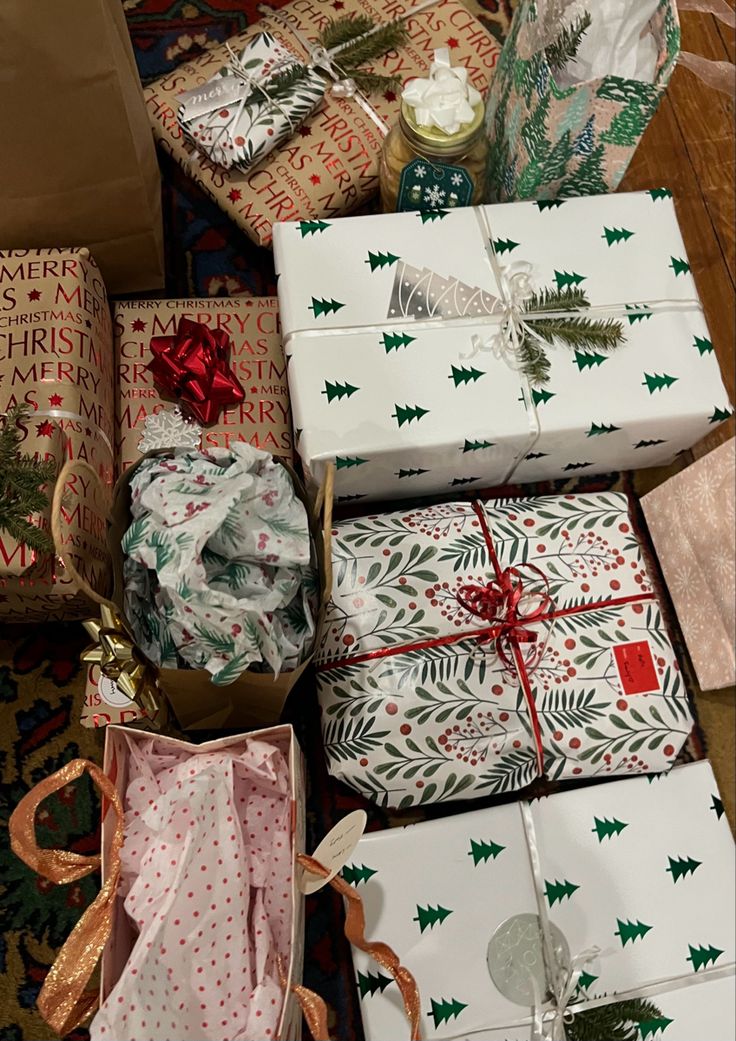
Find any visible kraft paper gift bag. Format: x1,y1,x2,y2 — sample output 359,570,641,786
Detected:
0,0,164,294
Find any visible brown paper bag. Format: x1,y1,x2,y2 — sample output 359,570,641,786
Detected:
0,0,164,295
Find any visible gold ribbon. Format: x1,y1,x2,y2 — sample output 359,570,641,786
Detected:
80,603,164,727
8,759,123,1036
298,853,422,1041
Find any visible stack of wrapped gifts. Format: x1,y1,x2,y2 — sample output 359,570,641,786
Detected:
4,0,735,1039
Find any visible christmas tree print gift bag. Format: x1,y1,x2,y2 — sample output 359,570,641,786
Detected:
348,760,736,1041
315,491,693,809
485,0,681,201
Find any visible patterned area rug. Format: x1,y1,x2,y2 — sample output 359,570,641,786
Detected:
0,3,706,1040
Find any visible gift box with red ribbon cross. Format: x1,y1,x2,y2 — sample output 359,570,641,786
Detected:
315,491,693,809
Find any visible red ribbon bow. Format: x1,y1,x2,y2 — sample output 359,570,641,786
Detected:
147,317,245,426
456,563,553,674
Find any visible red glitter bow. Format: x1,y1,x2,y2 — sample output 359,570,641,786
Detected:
147,317,244,426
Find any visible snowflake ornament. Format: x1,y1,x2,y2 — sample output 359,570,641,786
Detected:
424,184,446,207
451,172,463,186
415,164,427,178
137,407,202,454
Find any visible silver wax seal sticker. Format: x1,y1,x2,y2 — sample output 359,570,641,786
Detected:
487,913,571,1006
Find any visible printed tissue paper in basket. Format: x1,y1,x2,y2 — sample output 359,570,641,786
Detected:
115,297,292,472
144,0,500,248
92,725,306,1041
0,248,114,619
349,760,735,1041
315,492,693,808
642,438,736,692
273,190,732,502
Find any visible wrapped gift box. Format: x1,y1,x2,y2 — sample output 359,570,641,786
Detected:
114,297,292,472
315,491,693,808
144,0,500,248
0,248,114,619
98,724,306,1040
350,760,736,1041
642,438,735,692
273,190,732,502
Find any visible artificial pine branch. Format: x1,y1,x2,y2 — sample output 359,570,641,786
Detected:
0,405,56,555
519,286,625,386
568,997,664,1041
545,11,593,72
240,14,407,107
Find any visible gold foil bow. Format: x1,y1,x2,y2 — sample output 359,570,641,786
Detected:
81,603,164,727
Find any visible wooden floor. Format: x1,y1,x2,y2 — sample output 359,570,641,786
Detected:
622,5,736,829
622,5,735,459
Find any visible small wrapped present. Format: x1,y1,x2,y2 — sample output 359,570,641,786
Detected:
273,190,732,502
145,0,500,248
0,248,114,620
315,491,693,808
485,0,681,201
115,297,292,473
643,438,735,692
348,760,735,1041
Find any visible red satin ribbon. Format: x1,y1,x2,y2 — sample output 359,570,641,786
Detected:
147,317,245,426
317,501,656,778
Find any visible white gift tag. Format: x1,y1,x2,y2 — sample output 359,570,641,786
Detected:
299,810,367,895
99,674,137,710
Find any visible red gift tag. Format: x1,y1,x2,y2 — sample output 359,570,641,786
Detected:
613,640,660,696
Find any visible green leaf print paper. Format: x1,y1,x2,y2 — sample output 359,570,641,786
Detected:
485,0,680,202
122,443,315,683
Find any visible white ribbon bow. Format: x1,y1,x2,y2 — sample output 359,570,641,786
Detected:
530,946,601,1041
402,46,482,134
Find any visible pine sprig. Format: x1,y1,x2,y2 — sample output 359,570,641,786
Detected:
241,14,408,105
0,405,56,555
545,11,593,72
568,997,664,1041
519,286,625,386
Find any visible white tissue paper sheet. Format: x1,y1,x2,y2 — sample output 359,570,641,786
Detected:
550,0,660,87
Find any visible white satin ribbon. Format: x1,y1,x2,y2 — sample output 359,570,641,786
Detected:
402,46,483,134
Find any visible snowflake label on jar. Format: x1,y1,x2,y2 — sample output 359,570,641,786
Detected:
396,157,473,213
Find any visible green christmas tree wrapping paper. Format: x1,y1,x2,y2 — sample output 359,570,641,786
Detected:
315,491,693,808
485,0,679,202
349,760,735,1041
273,191,732,503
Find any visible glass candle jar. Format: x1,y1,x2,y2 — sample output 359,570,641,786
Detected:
379,99,488,213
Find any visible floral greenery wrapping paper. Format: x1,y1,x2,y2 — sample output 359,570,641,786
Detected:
485,0,680,201
315,492,693,809
123,444,315,684
178,31,326,172
348,761,736,1041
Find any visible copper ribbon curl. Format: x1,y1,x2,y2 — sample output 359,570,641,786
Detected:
9,763,420,1040
8,759,124,1036
297,854,422,1041
147,316,245,425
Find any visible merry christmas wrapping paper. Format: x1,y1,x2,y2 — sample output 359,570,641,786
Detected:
144,0,499,249
315,491,693,809
0,248,114,619
642,438,735,692
349,761,736,1041
115,298,292,474
273,190,733,502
